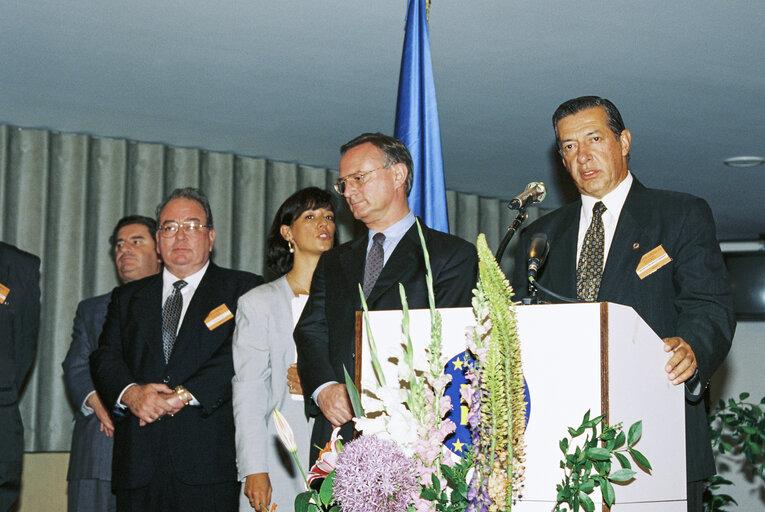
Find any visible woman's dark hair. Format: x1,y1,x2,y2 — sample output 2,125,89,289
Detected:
266,187,338,277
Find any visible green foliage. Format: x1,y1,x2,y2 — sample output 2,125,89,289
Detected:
470,234,527,506
554,411,650,511
344,366,364,419
420,450,474,512
703,392,765,511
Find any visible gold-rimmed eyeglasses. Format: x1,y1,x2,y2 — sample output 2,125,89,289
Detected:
333,166,387,194
158,220,211,238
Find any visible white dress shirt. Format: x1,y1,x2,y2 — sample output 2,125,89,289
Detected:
576,172,633,267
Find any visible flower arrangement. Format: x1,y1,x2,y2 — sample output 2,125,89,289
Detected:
463,234,527,512
273,225,648,512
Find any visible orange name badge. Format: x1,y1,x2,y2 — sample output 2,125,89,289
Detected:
636,245,672,280
0,283,9,304
205,304,234,331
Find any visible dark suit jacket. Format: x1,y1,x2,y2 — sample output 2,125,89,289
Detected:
90,263,262,490
0,242,40,464
512,178,735,482
294,220,477,461
62,292,112,482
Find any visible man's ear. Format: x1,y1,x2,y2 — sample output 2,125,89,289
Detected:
208,228,216,252
392,162,408,190
620,129,632,157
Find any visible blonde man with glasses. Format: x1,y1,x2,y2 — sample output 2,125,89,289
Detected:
295,133,478,465
91,188,263,512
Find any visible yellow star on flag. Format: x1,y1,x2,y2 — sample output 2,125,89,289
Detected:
452,358,464,370
452,439,466,453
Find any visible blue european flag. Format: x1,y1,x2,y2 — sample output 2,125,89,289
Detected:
394,0,449,233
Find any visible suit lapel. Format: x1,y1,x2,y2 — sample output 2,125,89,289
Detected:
540,204,579,299
599,180,651,301
131,275,164,368
340,235,369,307
168,264,222,372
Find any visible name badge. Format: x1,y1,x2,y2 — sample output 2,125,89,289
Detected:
205,304,234,330
636,245,672,280
0,283,9,304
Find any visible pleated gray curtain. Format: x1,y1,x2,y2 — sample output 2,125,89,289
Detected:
0,122,543,452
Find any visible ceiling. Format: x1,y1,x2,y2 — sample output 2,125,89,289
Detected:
1,1,763,240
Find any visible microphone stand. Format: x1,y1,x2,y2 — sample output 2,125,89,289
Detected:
528,276,579,304
494,207,528,262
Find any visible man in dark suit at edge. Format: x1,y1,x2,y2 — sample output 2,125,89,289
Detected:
512,96,735,511
91,188,263,512
63,215,162,511
0,241,40,512
294,133,478,464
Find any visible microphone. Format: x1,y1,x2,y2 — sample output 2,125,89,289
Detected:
527,233,549,281
509,182,547,210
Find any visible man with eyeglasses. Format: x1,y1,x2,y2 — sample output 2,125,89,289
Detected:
295,133,478,464
91,188,263,512
63,215,161,512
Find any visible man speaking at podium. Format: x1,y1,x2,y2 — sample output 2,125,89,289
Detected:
512,96,735,511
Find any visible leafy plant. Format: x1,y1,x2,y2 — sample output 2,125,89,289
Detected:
703,392,765,511
420,449,474,512
554,410,651,512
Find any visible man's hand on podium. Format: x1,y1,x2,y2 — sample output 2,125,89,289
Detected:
663,336,697,385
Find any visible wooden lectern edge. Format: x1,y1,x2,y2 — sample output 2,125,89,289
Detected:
600,302,610,512
600,302,610,428
353,310,363,439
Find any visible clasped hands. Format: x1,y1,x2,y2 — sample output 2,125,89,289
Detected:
316,382,353,427
121,383,188,426
663,336,697,385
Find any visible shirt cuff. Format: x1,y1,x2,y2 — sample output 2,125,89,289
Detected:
116,383,137,409
312,381,338,405
80,391,96,416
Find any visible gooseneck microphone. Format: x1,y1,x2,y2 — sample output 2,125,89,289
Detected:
527,233,549,281
508,182,547,210
524,232,579,304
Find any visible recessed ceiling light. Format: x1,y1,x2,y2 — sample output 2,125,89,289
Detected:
724,156,765,168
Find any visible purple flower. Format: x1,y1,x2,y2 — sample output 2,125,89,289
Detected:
333,435,419,512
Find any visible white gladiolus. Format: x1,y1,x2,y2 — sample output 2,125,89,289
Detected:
272,408,297,453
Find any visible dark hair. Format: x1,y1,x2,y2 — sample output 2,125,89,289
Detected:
552,96,627,153
155,187,214,228
340,132,414,195
109,215,158,249
266,187,338,277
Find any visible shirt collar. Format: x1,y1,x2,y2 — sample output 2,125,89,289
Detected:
581,171,633,223
162,260,210,290
367,211,416,245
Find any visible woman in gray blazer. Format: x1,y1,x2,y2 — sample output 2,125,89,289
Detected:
233,187,337,512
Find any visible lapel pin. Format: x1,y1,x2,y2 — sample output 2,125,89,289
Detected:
632,242,640,250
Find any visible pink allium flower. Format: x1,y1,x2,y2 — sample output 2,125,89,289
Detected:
307,427,342,485
333,435,418,512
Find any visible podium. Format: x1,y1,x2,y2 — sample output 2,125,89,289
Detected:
356,302,687,511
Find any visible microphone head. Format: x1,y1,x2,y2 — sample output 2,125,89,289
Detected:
530,182,547,203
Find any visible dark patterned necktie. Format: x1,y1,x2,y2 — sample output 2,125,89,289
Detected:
362,233,386,297
576,202,607,302
162,280,188,363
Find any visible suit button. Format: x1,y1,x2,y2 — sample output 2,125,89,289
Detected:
352,352,355,359
163,376,170,384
